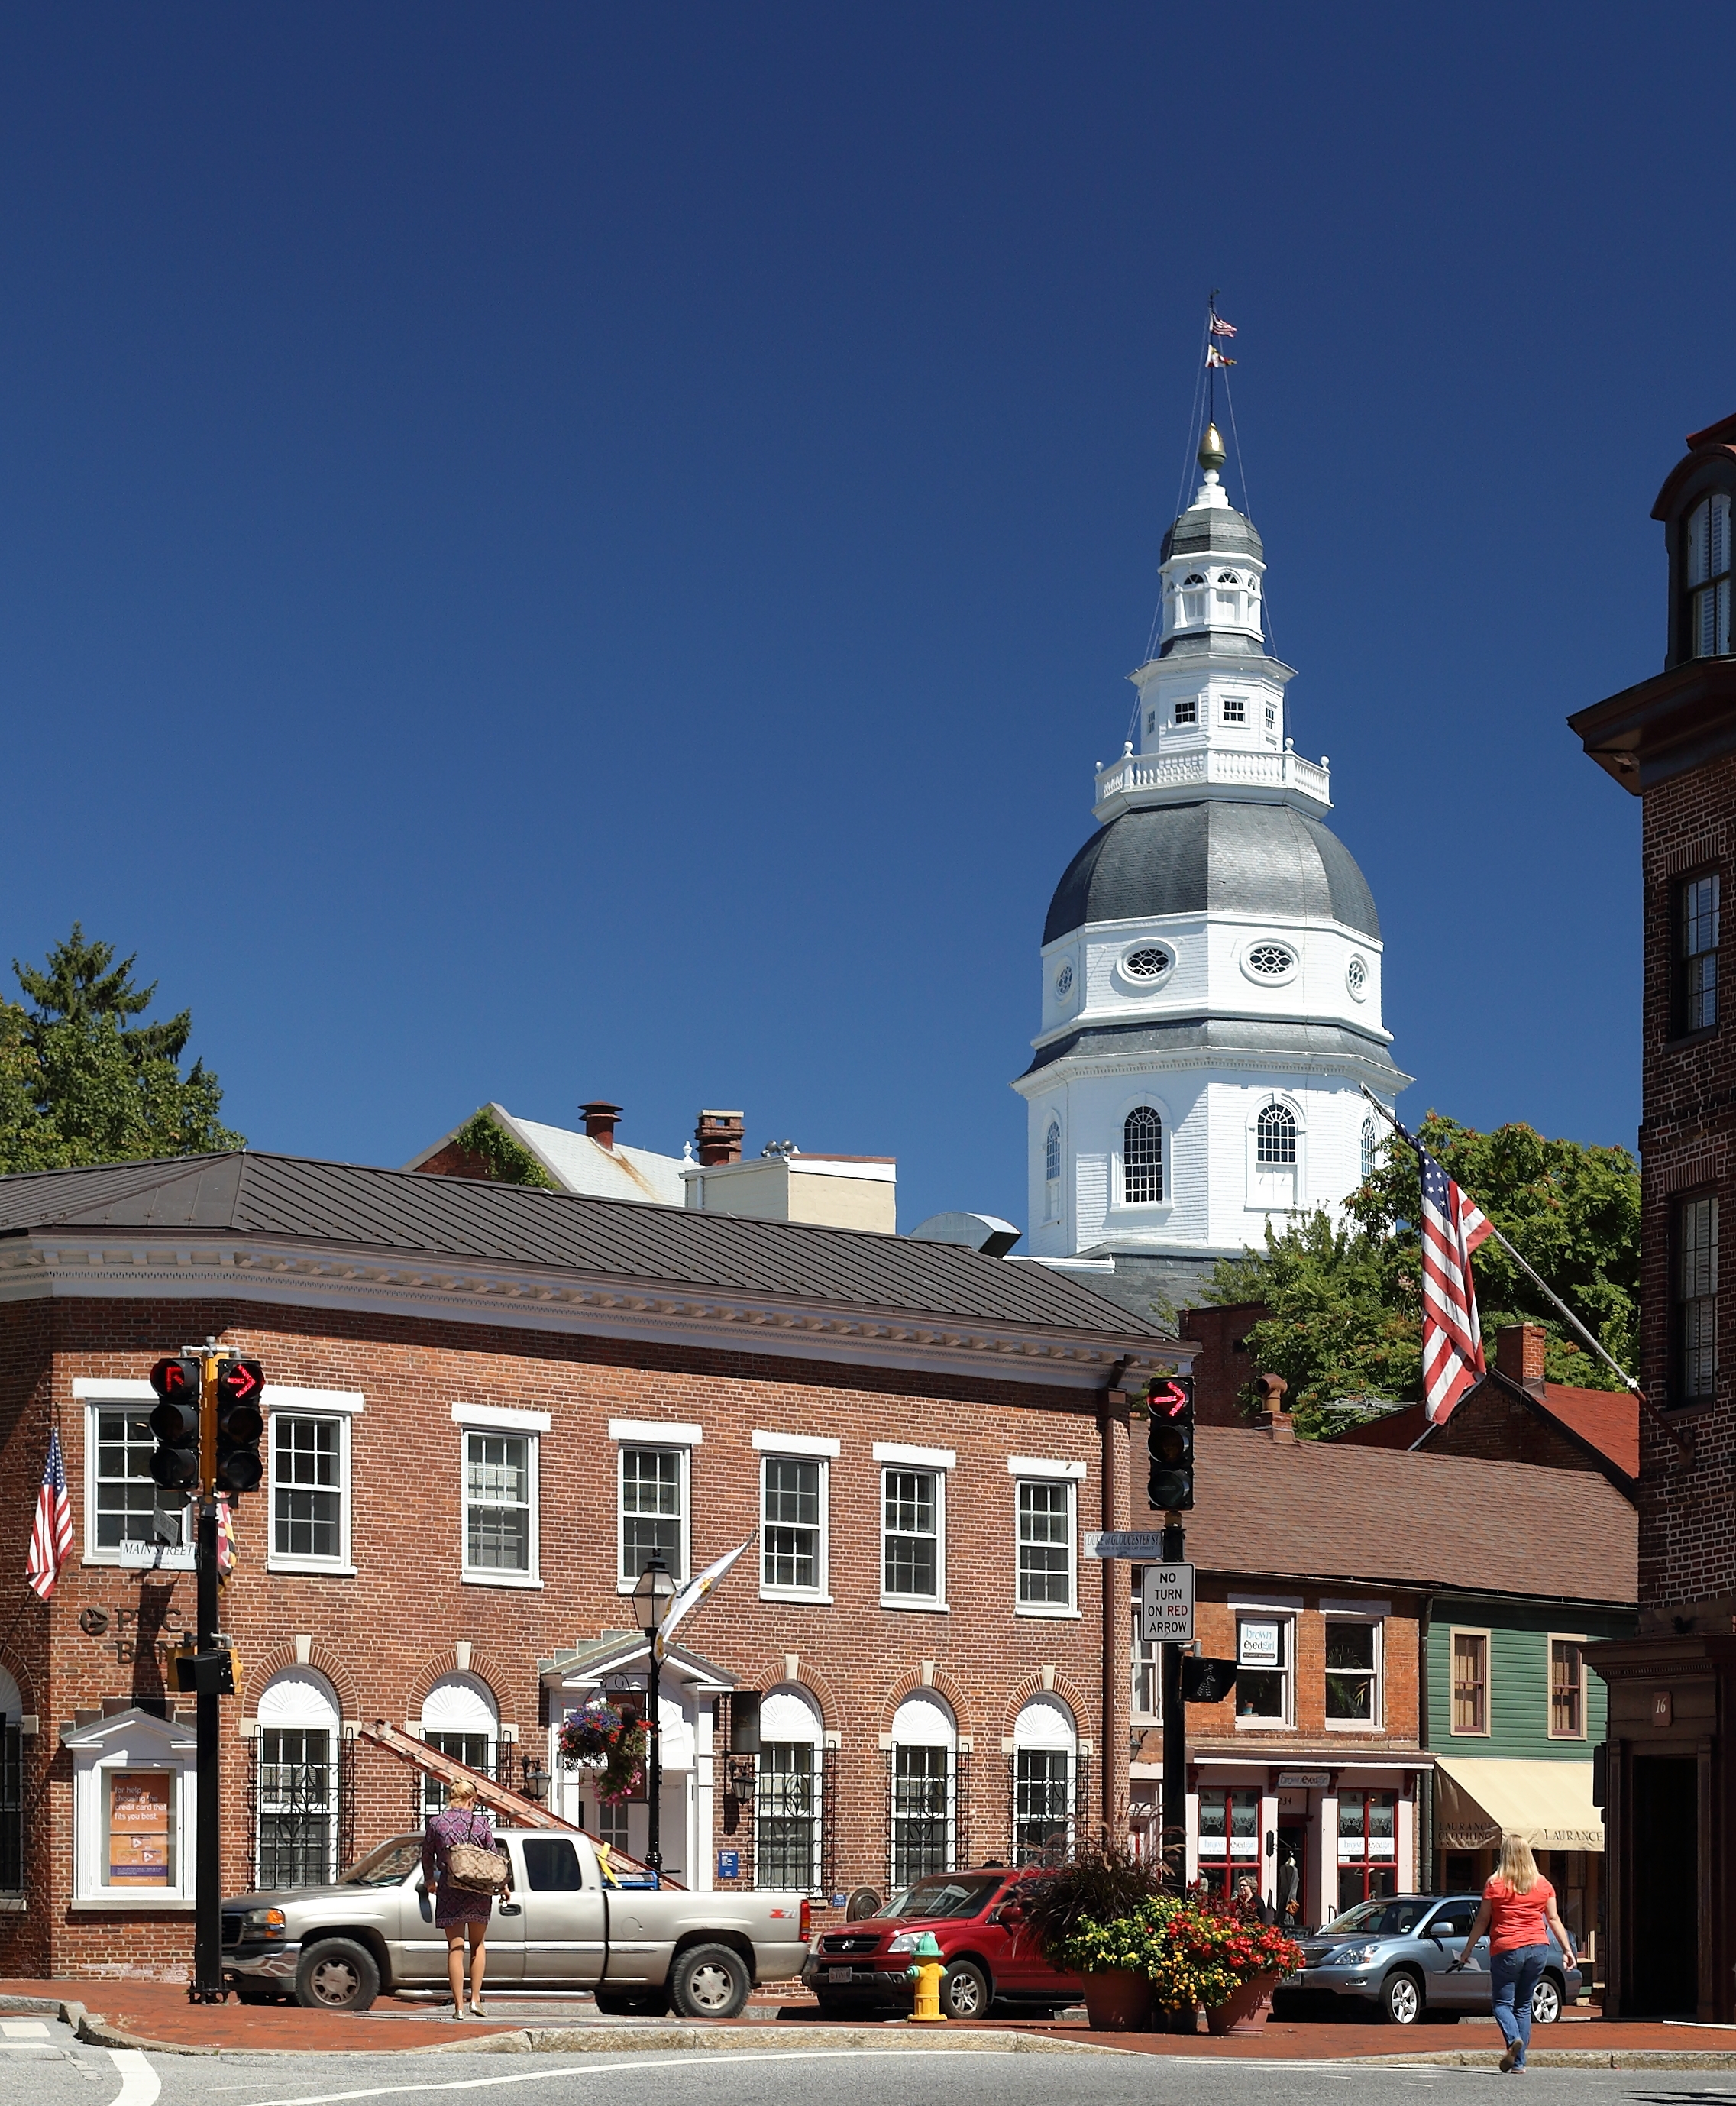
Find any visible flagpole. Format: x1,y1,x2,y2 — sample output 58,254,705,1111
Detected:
1356,1085,1648,1404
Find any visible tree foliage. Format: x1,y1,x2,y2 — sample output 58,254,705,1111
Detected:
1207,1113,1640,1436
451,1110,558,1190
0,924,242,1172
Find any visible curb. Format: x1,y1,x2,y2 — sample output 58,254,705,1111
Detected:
418,2024,1134,2058
1354,2049,1736,2069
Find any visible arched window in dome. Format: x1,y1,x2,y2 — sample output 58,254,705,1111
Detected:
1123,1108,1162,1205
1256,1103,1298,1167
1361,1118,1379,1182
1044,1120,1061,1184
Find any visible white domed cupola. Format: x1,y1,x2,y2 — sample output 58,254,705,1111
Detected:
1013,421,1411,1311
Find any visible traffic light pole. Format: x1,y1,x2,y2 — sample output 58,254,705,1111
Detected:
191,1347,225,2002
1161,1516,1186,1894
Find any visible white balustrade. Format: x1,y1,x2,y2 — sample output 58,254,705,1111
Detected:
1093,745,1331,819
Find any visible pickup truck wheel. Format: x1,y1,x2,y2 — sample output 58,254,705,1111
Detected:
942,1959,991,2020
296,1938,380,2012
670,1942,752,2020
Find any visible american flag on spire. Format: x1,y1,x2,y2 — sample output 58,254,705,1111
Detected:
26,1426,73,1600
1415,1134,1494,1424
1209,313,1237,337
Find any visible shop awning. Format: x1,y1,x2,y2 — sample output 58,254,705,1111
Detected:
1432,1755,1605,1853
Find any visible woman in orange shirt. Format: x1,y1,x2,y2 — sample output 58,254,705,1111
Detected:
1448,1835,1576,2072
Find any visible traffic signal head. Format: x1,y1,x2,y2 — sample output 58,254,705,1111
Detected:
1146,1374,1195,1512
148,1357,203,1490
213,1358,265,1493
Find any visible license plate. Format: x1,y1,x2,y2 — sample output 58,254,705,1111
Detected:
827,1967,853,1983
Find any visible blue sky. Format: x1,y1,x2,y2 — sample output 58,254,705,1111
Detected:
0,5,1721,1231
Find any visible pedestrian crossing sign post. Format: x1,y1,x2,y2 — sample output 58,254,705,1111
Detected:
1141,1562,1195,1645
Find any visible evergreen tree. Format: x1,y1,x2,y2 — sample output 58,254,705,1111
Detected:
0,926,242,1172
1207,1113,1639,1436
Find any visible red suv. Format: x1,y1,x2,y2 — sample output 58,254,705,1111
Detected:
802,1868,1082,2021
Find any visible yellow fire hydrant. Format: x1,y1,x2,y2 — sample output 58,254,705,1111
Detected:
907,1932,947,2023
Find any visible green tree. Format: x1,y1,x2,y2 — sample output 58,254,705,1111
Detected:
0,925,243,1172
1207,1113,1639,1436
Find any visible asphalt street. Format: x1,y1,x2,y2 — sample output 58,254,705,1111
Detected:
11,2026,1736,2106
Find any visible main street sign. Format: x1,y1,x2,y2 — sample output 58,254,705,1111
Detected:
1140,1561,1195,1644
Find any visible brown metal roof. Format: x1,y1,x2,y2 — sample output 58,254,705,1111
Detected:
0,1151,1169,1341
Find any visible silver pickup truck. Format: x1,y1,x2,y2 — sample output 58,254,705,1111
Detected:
223,1829,810,2017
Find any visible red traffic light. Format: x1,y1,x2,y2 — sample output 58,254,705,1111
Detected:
216,1358,264,1410
1149,1377,1193,1420
150,1355,202,1402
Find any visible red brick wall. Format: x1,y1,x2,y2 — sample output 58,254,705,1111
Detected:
1637,755,1736,1612
1425,1386,1612,1479
1178,1304,1266,1428
1179,1584,1422,1749
0,1292,1123,1978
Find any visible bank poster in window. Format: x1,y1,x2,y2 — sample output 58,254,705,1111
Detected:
108,1771,173,1887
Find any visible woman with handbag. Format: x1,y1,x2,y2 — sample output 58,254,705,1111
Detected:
422,1776,512,2018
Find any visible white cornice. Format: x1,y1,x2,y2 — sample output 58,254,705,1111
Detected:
1012,1043,1414,1098
1041,911,1385,958
1026,1004,1398,1057
0,1232,1180,1393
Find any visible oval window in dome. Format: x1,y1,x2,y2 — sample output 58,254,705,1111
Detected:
1246,942,1296,979
1055,962,1074,998
1346,956,1369,999
1123,947,1171,980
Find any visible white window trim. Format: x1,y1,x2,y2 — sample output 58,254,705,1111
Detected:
1323,1613,1385,1732
267,1406,357,1577
68,1713,199,1908
1233,1608,1298,1731
1006,1456,1087,1480
1014,1474,1080,1619
461,1426,542,1590
751,1430,840,1457
452,1402,551,1433
609,1419,703,1446
81,1390,160,1569
758,1449,832,1603
616,1441,692,1593
880,1462,948,1612
872,1441,955,1469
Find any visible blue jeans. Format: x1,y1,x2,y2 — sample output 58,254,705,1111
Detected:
1490,1943,1550,2063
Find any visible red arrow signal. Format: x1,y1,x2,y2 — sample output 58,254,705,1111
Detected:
217,1357,264,1406
1149,1378,1192,1419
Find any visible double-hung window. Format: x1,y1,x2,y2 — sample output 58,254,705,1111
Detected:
610,1420,701,1586
1234,1611,1294,1723
890,1748,951,1881
1013,1752,1072,1865
1010,1457,1083,1613
453,1403,546,1587
1686,491,1732,659
91,1403,157,1554
1674,1195,1718,1405
757,1744,820,1890
1324,1619,1382,1726
1550,1638,1586,1739
1675,873,1720,1035
876,1444,953,1607
257,1729,336,1887
1130,1595,1162,1723
267,1389,363,1573
1451,1629,1489,1733
754,1433,836,1600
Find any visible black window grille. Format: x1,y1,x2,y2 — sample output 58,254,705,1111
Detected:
754,1743,820,1891
887,1746,953,1884
1010,1750,1071,1865
1256,1103,1298,1166
422,1732,493,1816
0,1726,21,1892
254,1729,338,1889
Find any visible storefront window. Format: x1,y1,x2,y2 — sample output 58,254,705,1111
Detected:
1197,1786,1260,1897
1337,1789,1397,1910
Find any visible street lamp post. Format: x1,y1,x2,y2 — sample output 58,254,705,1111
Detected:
632,1556,676,1886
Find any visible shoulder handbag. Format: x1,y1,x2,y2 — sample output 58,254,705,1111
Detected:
442,1810,512,1897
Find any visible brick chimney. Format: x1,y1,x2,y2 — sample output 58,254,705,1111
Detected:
694,1109,745,1167
1495,1322,1548,1396
580,1101,622,1149
1256,1372,1295,1442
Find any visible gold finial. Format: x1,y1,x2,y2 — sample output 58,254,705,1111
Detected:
1198,422,1227,473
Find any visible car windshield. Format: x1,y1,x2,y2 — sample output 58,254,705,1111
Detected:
1322,1897,1432,1939
341,1838,423,1886
883,1876,1003,1921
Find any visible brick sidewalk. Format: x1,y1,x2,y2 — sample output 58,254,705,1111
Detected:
5,1978,1736,2060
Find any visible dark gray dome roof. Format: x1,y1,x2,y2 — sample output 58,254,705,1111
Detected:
1043,800,1381,946
1159,501,1263,565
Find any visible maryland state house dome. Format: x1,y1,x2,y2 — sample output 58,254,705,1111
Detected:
1012,424,1410,1314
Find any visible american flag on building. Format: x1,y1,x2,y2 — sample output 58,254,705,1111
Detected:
25,1425,73,1600
1415,1134,1494,1424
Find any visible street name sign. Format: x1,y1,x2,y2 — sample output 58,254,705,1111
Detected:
118,1540,197,1571
1083,1529,1169,1559
1140,1561,1195,1643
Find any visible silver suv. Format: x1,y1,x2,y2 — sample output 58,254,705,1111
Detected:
1271,1893,1583,2027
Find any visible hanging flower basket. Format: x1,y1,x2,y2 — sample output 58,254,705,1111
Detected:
558,1697,647,1804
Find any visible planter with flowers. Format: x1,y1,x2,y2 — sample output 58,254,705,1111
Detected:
1166,1898,1305,2033
1053,1893,1305,2034
558,1697,646,1804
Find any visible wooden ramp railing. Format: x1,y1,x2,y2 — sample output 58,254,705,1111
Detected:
357,1719,682,1886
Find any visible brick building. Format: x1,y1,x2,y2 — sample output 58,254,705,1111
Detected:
1332,1323,1638,1496
1127,1418,1634,1946
1570,409,1736,2019
0,1151,1184,1980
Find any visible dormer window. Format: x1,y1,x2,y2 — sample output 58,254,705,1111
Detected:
1687,493,1731,658
1174,700,1197,725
